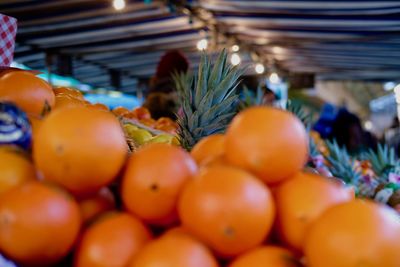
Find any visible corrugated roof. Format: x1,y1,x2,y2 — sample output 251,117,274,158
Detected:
1,0,399,91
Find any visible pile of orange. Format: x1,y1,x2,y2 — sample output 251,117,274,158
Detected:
113,106,179,134
0,70,399,267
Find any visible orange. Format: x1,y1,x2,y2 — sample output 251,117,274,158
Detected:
121,143,197,226
129,233,218,267
154,117,175,127
0,71,55,116
74,212,151,267
199,154,230,169
154,117,178,134
54,87,84,99
0,146,36,196
130,107,151,120
229,246,301,267
90,103,109,111
112,106,130,117
178,165,275,258
33,106,127,196
78,187,116,224
275,172,353,252
191,134,225,165
54,93,85,110
154,124,178,134
27,114,43,139
138,118,156,128
225,106,308,184
304,200,400,267
0,181,81,266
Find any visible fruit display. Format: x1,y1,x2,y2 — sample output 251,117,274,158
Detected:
0,52,399,267
115,106,179,151
307,125,400,211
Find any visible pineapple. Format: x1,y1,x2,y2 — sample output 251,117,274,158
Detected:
324,140,382,198
325,140,361,184
238,85,264,111
174,49,244,150
286,100,313,131
365,143,399,182
285,101,324,168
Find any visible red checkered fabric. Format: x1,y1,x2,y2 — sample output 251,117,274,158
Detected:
0,14,17,67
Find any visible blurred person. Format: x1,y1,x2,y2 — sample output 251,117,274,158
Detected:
143,50,189,119
330,108,377,154
313,103,339,139
263,88,277,105
142,92,176,120
385,117,400,156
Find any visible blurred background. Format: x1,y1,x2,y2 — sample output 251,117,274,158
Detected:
2,0,400,151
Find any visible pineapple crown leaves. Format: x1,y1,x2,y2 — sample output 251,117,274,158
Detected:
325,139,362,184
284,100,320,160
286,100,313,132
366,143,400,180
173,49,245,150
308,136,321,159
238,85,264,111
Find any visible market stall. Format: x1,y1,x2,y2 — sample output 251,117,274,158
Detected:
0,1,399,267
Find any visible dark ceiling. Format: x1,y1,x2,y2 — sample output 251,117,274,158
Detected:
1,0,400,92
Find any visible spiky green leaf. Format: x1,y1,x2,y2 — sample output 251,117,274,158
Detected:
325,139,361,184
175,50,242,150
366,143,399,181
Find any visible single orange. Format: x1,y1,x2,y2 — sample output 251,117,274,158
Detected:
138,118,156,128
78,187,116,224
199,154,230,169
130,107,151,120
54,93,85,110
33,106,127,196
154,117,175,127
191,134,225,165
121,143,197,226
0,181,81,266
91,103,109,111
154,124,177,134
27,114,43,139
129,233,218,267
112,106,130,117
275,172,353,252
0,71,55,116
154,117,178,134
229,246,301,267
74,212,151,267
53,87,84,99
0,146,36,196
304,200,400,267
178,165,275,258
225,107,308,184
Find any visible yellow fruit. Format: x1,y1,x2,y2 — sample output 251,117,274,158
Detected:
147,134,174,145
124,124,139,134
172,137,180,146
129,129,152,145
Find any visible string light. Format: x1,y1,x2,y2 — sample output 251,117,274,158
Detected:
394,84,400,103
269,72,280,83
255,63,265,74
232,45,240,52
383,81,396,91
364,120,373,131
197,38,208,51
230,53,241,66
113,0,126,10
